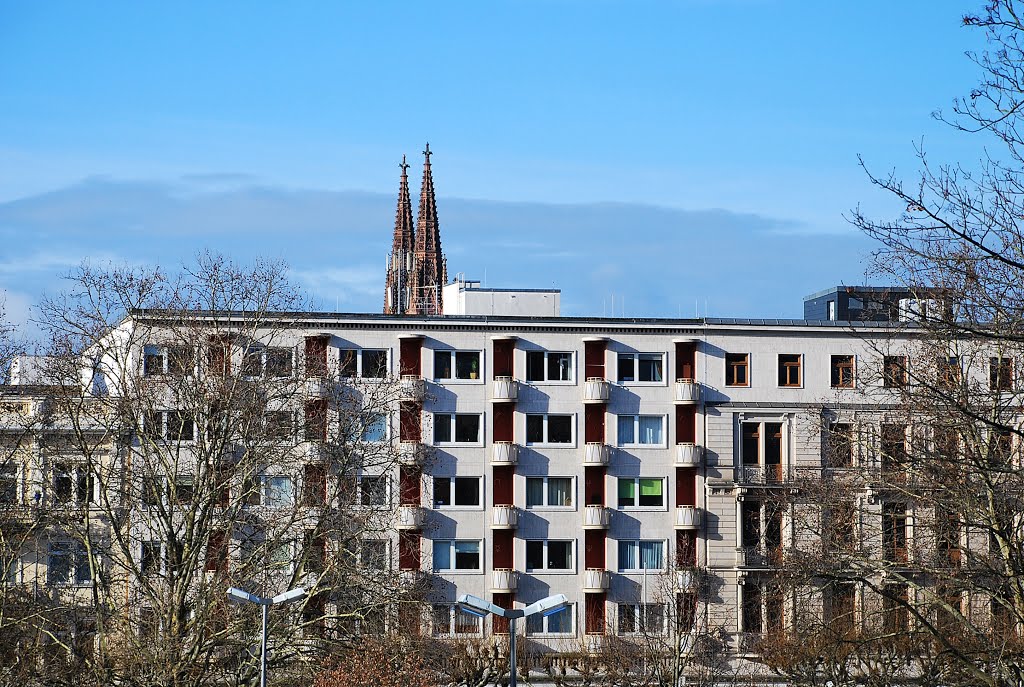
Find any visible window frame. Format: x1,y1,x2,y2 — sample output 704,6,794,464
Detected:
525,603,575,636
524,413,576,447
241,345,295,379
617,539,666,572
616,414,667,448
991,356,1014,391
432,476,484,509
525,539,575,573
432,413,484,446
616,352,667,385
142,344,195,377
777,354,803,388
259,474,295,508
617,477,667,510
524,476,575,509
432,603,484,637
432,539,483,573
830,355,855,389
339,348,390,379
617,602,667,636
357,475,390,508
433,349,484,383
883,355,909,388
143,410,196,443
47,540,91,586
525,350,575,384
725,353,750,387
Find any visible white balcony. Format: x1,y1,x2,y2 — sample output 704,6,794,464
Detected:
397,441,424,466
583,505,611,529
490,568,519,593
583,377,610,403
584,633,605,655
583,442,610,466
305,377,333,397
582,568,611,592
491,505,519,529
675,442,703,467
675,568,699,591
674,505,703,530
396,505,425,531
398,375,425,402
491,441,519,466
674,379,701,404
491,376,519,402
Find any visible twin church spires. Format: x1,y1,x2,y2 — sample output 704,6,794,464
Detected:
383,144,448,315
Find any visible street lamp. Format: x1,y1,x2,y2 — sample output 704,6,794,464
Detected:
227,586,307,687
457,593,568,687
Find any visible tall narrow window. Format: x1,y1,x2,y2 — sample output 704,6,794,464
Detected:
882,502,908,563
827,423,853,467
778,354,801,387
883,356,908,388
991,357,1014,391
725,353,749,387
830,355,855,388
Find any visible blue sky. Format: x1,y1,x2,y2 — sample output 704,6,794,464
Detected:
0,1,991,328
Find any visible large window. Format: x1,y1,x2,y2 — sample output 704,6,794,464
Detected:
525,604,574,635
241,346,294,378
143,410,195,442
726,353,749,387
433,477,482,508
526,351,573,382
525,540,574,571
618,603,666,635
53,464,94,505
433,413,482,444
617,478,665,508
991,357,1014,391
432,540,482,572
883,355,908,388
142,344,194,376
358,475,389,507
361,540,388,570
525,414,574,445
434,350,481,381
260,475,294,508
525,477,573,508
830,355,855,388
617,353,664,383
618,540,664,571
339,349,388,378
432,604,483,636
48,541,91,585
617,415,665,446
777,354,802,387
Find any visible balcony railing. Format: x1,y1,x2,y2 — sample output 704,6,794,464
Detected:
583,378,610,403
675,443,703,467
583,633,605,655
396,505,425,531
583,442,610,466
490,568,518,593
491,441,519,466
397,441,424,466
398,375,425,402
492,376,519,402
582,568,611,592
737,465,790,485
735,544,782,568
490,505,519,529
674,505,703,530
673,379,701,404
583,505,611,529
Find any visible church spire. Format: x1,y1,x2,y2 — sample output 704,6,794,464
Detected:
409,143,447,315
383,155,416,314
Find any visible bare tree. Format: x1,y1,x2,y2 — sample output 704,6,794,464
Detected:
1,254,427,686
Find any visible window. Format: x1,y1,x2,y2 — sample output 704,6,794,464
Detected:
883,355,908,388
141,541,162,576
617,415,665,446
827,423,853,467
526,604,574,635
526,351,573,382
48,541,90,585
617,353,664,383
432,604,483,636
359,475,389,507
525,414,574,445
880,424,907,473
0,464,17,504
433,477,482,508
339,348,388,378
143,411,195,442
434,350,482,381
991,356,1014,391
618,540,665,571
726,353,749,387
265,411,295,440
618,603,666,635
831,355,855,388
525,477,573,508
777,354,802,387
258,476,293,507
525,540,574,571
882,502,908,563
53,464,93,505
823,500,856,552
883,584,909,633
825,582,856,634
432,540,481,571
937,356,960,389
433,413,482,444
241,345,295,378
827,300,836,320
742,580,785,635
172,475,194,504
142,344,194,376
618,478,665,508
361,540,388,570
361,413,387,442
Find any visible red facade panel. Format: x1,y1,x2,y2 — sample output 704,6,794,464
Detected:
676,467,697,506
585,593,606,634
675,341,696,380
399,338,422,376
492,593,513,634
584,340,606,379
399,467,421,505
492,404,514,443
399,401,422,442
493,339,514,378
398,532,421,570
585,529,606,569
493,466,513,505
493,529,514,568
584,467,605,506
675,405,696,444
304,335,329,377
676,530,697,567
584,404,606,444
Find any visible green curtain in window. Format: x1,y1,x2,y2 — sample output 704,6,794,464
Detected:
639,479,662,497
618,479,635,500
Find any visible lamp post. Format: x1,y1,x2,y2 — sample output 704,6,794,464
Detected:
227,586,306,687
457,593,568,687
